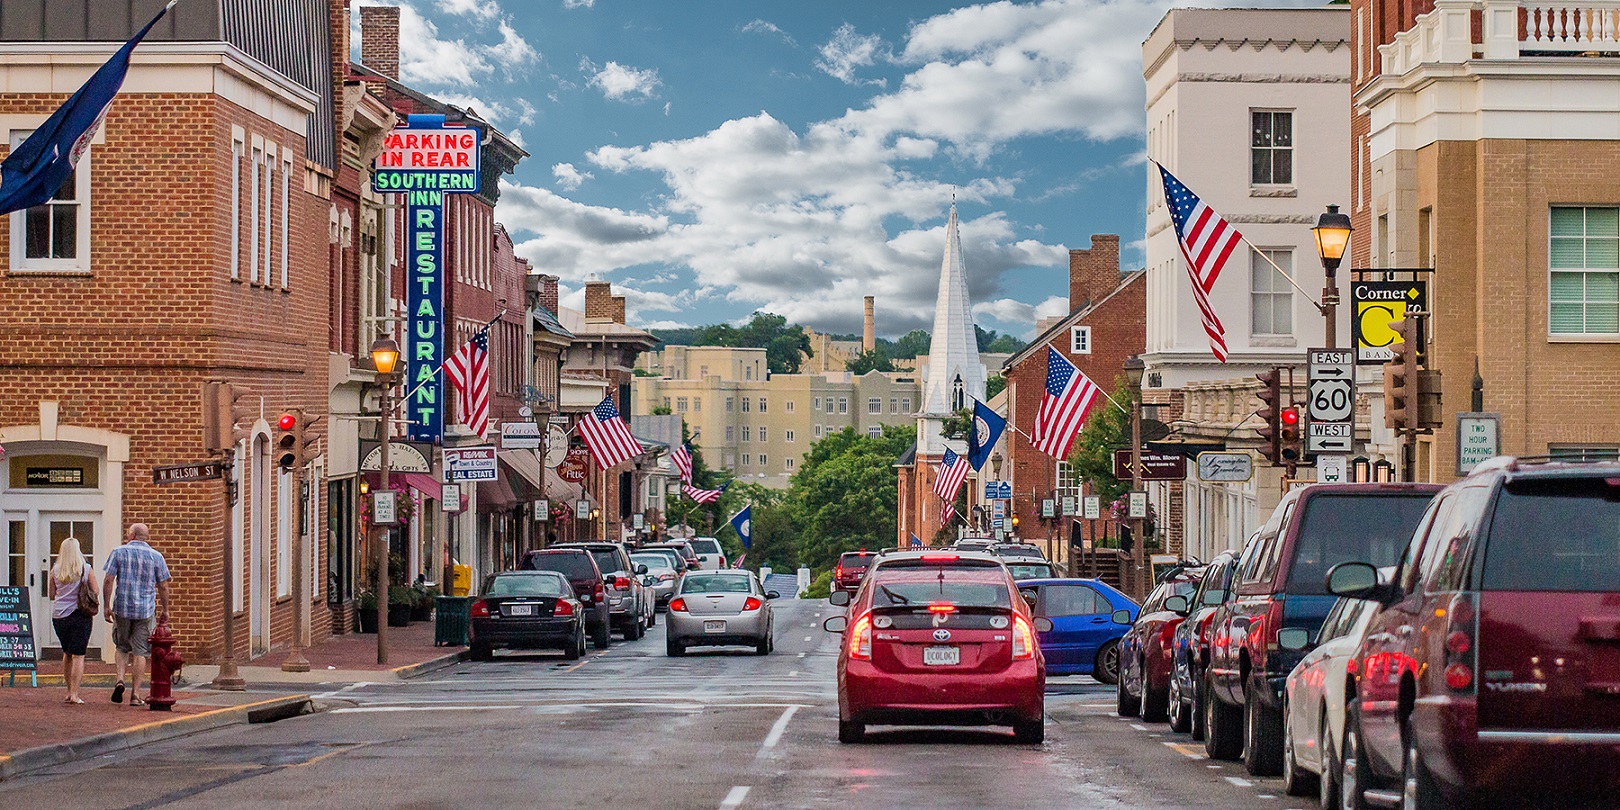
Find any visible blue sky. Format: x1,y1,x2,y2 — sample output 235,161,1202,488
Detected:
354,0,1235,338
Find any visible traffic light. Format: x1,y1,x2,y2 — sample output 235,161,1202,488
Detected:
274,410,302,470
1280,405,1302,463
1255,368,1283,465
1384,317,1420,432
202,380,254,453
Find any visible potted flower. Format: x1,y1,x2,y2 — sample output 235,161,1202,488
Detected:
357,591,378,633
411,585,439,622
387,585,415,627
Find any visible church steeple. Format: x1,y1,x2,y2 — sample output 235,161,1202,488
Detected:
920,204,987,417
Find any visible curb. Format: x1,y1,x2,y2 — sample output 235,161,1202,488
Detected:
390,649,468,680
0,693,314,782
4,674,121,688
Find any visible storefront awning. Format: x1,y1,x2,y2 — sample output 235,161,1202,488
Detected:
477,474,518,508
362,471,441,500
498,450,543,493
545,473,586,503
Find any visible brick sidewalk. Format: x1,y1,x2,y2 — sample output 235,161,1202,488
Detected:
0,690,211,754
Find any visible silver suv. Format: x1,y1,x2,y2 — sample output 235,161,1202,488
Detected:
551,542,654,640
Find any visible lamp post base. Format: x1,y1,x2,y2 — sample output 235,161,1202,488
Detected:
279,646,310,673
211,659,246,691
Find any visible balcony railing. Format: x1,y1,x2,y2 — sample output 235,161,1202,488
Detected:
1381,0,1620,76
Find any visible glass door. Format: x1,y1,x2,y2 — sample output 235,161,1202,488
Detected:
40,515,97,653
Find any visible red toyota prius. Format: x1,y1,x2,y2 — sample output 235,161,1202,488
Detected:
825,551,1046,743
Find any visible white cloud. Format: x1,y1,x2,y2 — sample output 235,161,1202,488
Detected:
552,162,593,190
742,19,796,46
497,181,670,279
436,0,499,19
485,20,540,68
564,0,595,7
508,128,527,150
353,1,492,87
429,92,533,127
815,23,887,86
974,295,1069,325
584,59,663,101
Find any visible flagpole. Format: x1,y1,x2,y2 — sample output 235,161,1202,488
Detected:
395,312,504,410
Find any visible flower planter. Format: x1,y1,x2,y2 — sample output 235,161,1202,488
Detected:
387,603,412,628
410,601,433,622
358,609,378,634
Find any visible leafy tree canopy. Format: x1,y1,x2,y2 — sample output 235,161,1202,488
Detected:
652,312,812,375
1069,378,1132,504
976,325,1027,354
846,349,896,375
986,373,1007,400
788,424,916,570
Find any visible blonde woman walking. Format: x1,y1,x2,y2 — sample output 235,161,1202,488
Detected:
48,537,99,704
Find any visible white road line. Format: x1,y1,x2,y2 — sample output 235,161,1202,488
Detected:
797,652,807,658
803,636,813,642
312,681,373,699
1130,723,1148,731
719,785,751,809
329,705,524,714
757,705,799,756
1224,776,1253,788
788,670,799,677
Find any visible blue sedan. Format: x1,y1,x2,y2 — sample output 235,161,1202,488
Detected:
1016,578,1138,684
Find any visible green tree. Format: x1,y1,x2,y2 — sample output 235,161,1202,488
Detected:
986,373,1007,399
1069,379,1132,504
789,424,916,570
846,349,895,375
975,325,1027,354
688,312,811,375
890,329,931,359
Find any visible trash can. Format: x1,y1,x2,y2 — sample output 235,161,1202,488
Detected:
435,596,471,647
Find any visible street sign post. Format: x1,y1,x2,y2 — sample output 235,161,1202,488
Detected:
1317,454,1348,484
1456,413,1501,475
1196,452,1253,483
1112,451,1187,481
1083,495,1101,520
152,461,223,485
373,490,398,525
1307,348,1355,454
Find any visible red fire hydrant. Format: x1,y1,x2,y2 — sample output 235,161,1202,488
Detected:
147,621,184,711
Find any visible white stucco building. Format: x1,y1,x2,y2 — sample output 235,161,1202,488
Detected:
1141,7,1351,562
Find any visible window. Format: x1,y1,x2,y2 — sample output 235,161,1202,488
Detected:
1035,584,1103,617
1251,110,1293,185
725,426,735,442
813,397,821,411
1550,207,1620,335
901,398,911,412
785,430,795,442
890,398,898,414
742,426,752,442
261,146,272,287
676,397,688,412
868,398,882,414
250,145,261,282
662,397,671,410
1070,325,1092,354
726,397,734,412
280,156,291,287
745,366,753,381
758,427,768,442
786,401,795,413
742,454,751,466
277,470,293,598
693,398,701,412
700,365,708,377
868,426,883,438
758,453,768,466
838,397,848,414
1548,444,1620,461
9,130,90,272
230,136,242,279
785,457,795,470
758,397,767,413
814,425,823,438
1251,249,1294,336
741,398,751,413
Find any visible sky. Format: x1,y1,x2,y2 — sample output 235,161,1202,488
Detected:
353,0,1305,339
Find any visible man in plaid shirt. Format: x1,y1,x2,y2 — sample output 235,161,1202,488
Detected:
101,523,171,706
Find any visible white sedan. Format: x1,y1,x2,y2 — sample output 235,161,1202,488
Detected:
1281,596,1380,808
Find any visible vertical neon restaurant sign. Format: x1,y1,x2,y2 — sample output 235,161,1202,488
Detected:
374,114,481,442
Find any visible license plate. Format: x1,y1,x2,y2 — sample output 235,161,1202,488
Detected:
924,646,961,666
704,620,726,634
506,604,534,617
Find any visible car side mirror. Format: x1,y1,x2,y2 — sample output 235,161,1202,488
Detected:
1111,609,1133,625
823,615,848,633
1164,595,1189,615
1022,592,1037,607
1326,561,1383,601
643,577,657,587
829,590,851,606
766,591,780,600
636,564,649,575
1277,627,1311,651
1034,617,1054,633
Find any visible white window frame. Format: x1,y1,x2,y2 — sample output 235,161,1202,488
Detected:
1550,206,1620,338
785,400,794,413
1070,325,1092,355
230,132,243,279
1250,109,1294,186
741,398,751,413
262,145,273,287
868,397,882,414
1250,249,1295,337
280,155,291,287
742,426,752,442
786,457,795,470
725,425,734,442
759,426,768,442
758,453,768,467
8,129,93,274
742,454,751,466
867,426,883,438
249,143,262,283
277,469,293,597
785,430,795,443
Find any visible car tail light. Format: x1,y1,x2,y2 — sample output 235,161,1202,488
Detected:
1012,615,1036,660
744,597,763,611
835,564,844,580
848,614,872,660
1159,620,1180,648
668,597,688,612
719,557,728,569
927,602,958,614
470,599,490,618
592,581,605,602
613,576,631,590
1261,597,1287,652
658,572,676,582
1443,593,1477,694
920,554,959,562
553,599,575,617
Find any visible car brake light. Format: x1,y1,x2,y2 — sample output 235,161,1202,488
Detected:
553,600,575,617
1012,615,1035,660
668,597,687,612
613,576,631,590
835,564,844,580
744,597,763,611
1445,663,1473,690
1444,593,1478,694
470,599,490,618
1261,597,1287,651
1445,631,1471,655
920,554,959,562
849,614,872,660
658,572,676,582
927,602,957,614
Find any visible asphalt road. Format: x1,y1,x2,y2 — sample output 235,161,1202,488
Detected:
0,599,1315,809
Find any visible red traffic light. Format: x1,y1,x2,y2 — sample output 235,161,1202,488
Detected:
1280,407,1300,426
277,413,297,431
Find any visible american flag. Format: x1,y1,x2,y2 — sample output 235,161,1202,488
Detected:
672,443,694,483
578,396,642,470
1158,164,1242,362
932,448,970,503
683,482,724,504
941,500,957,524
1031,347,1102,459
444,329,490,439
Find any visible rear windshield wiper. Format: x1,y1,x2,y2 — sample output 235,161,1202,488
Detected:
879,585,911,605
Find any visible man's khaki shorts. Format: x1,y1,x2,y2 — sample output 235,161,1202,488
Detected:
112,615,155,657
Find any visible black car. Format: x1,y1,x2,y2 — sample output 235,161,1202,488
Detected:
469,571,587,661
522,548,611,649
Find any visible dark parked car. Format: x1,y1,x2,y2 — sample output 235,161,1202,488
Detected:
469,571,587,661
521,548,610,649
1005,559,1060,581
1332,458,1620,809
833,550,877,593
1169,549,1239,741
1117,567,1204,722
1017,578,1138,684
1204,482,1442,776
552,542,652,640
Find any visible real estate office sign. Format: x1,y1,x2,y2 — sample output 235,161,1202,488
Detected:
374,115,482,441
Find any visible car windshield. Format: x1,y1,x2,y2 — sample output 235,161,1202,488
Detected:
632,554,671,571
871,572,1011,608
689,539,723,555
682,574,753,594
1007,562,1056,580
1286,493,1436,594
485,574,570,597
586,550,621,576
1483,477,1620,591
526,552,595,579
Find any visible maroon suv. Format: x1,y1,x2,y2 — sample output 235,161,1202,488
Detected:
833,551,876,593
1332,458,1620,809
521,549,610,649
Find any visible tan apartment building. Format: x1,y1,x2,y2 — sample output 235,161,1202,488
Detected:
1352,0,1620,478
632,346,920,488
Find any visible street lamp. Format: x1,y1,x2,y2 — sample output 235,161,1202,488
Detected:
1312,204,1353,349
1122,355,1147,598
370,335,400,665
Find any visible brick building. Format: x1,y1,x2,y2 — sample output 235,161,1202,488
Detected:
0,1,338,662
1350,0,1620,478
999,237,1145,561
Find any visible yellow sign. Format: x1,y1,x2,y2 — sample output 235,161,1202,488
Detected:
1353,280,1427,364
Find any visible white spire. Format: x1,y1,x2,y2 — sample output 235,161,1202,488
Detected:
920,204,987,416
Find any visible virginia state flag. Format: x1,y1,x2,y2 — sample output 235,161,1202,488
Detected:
967,398,1007,472
729,505,752,549
0,1,174,215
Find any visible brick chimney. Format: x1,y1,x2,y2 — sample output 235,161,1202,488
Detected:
610,296,627,325
360,6,400,81
1069,234,1120,314
533,274,559,314
863,296,875,351
584,281,614,322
